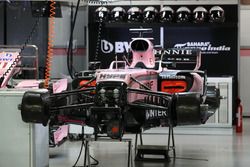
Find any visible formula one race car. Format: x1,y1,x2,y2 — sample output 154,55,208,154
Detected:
20,29,220,140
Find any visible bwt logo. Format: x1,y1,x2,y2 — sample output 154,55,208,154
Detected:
101,40,129,54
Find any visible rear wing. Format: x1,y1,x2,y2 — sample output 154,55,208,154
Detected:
160,48,201,71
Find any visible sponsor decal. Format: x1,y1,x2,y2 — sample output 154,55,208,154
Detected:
139,81,154,89
99,30,231,56
154,49,193,56
99,73,126,79
173,42,231,54
146,109,168,120
0,52,13,61
160,75,186,80
101,39,129,54
101,40,114,53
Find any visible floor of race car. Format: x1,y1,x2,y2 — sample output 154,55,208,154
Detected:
49,118,250,167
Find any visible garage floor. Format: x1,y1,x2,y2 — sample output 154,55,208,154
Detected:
50,118,250,167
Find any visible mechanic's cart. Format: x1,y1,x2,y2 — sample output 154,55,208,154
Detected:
0,89,49,167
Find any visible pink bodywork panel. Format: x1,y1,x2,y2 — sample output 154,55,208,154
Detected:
189,73,204,94
53,125,69,145
53,78,68,93
15,80,41,89
95,37,204,103
96,68,158,103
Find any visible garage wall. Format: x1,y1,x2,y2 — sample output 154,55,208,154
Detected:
1,2,88,79
239,56,250,116
5,2,48,78
51,5,88,78
0,2,48,79
240,6,250,47
240,5,250,116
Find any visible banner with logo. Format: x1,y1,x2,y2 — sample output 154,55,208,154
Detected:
88,5,238,78
163,25,238,77
89,25,162,68
89,26,237,76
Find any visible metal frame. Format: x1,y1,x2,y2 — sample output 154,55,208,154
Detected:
83,136,133,167
134,125,176,161
206,77,233,127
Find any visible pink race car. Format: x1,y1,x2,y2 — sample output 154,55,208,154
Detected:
20,29,220,140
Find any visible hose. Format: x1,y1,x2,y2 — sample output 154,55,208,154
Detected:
44,0,56,88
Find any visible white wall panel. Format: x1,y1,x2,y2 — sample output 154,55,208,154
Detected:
240,5,250,116
54,5,87,47
73,6,87,47
53,4,88,74
240,56,250,116
54,5,71,47
51,55,86,78
240,7,250,47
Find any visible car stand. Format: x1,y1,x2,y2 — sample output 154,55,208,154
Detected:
134,125,176,162
83,136,133,167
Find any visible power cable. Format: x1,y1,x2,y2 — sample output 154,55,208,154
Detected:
67,0,81,79
72,125,99,167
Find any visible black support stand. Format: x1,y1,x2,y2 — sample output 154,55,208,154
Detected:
83,136,133,167
134,125,176,162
